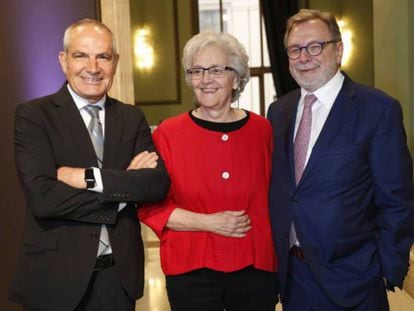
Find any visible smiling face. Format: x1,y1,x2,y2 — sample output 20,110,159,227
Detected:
59,23,118,103
191,45,237,110
287,19,343,92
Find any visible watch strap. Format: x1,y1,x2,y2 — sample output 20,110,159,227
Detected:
84,168,96,188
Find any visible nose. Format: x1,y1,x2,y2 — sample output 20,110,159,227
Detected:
298,48,312,63
200,70,213,82
86,57,100,73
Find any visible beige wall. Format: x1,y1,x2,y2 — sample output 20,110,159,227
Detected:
373,0,414,296
411,0,414,152
373,0,414,151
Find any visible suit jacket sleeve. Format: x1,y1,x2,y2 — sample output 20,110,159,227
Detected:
99,112,170,205
370,98,414,287
14,99,169,224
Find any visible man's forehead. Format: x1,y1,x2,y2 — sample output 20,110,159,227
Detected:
288,20,330,42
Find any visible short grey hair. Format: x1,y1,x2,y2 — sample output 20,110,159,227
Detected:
182,32,250,102
62,18,118,54
284,9,342,47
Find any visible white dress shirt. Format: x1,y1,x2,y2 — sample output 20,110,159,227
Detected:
294,70,345,165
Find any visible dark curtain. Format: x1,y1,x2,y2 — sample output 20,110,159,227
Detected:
263,0,299,98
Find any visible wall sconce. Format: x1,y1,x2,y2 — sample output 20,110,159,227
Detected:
337,19,353,68
133,26,155,72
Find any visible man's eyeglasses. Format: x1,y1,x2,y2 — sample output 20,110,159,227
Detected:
186,66,235,80
286,40,340,60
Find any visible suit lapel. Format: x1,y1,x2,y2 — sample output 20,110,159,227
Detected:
298,76,358,185
103,97,122,168
54,85,98,166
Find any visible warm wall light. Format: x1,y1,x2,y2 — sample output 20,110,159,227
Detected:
133,26,155,71
338,19,353,68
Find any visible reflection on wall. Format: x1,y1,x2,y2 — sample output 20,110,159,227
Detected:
133,26,155,72
129,0,180,104
338,19,353,68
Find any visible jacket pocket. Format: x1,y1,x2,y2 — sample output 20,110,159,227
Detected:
22,229,58,250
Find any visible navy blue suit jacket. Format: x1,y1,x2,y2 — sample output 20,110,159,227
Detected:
267,75,414,308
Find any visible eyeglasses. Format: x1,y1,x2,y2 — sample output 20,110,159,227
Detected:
186,66,235,80
286,40,340,60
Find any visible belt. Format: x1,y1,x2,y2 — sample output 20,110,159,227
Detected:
94,254,114,271
290,246,306,260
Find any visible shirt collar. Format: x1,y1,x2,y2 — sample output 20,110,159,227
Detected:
300,70,345,108
66,84,106,111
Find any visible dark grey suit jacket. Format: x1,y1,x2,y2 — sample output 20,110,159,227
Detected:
9,84,169,311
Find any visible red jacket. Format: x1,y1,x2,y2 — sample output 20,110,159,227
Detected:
138,111,277,275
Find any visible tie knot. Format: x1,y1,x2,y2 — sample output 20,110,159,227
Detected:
304,93,317,108
84,105,102,118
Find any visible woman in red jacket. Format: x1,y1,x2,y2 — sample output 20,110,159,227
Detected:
138,32,278,311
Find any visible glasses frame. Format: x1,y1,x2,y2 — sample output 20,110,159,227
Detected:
286,40,340,60
186,65,235,80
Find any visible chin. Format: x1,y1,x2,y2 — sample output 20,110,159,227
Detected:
293,73,325,92
294,79,318,92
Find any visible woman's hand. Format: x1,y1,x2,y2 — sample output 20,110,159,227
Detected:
127,151,158,170
204,210,251,237
167,208,251,238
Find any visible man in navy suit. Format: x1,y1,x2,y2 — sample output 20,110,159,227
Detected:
267,9,414,310
9,19,169,310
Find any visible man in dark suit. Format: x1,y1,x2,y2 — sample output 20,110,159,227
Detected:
268,9,414,310
9,19,169,311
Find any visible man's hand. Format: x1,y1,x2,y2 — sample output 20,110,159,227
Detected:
57,167,86,189
127,151,158,170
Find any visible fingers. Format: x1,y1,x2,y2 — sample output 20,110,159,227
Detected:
227,211,251,237
230,218,251,237
208,210,251,238
224,211,250,231
127,151,158,170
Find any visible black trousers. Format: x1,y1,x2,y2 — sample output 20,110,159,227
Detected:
75,265,135,311
166,266,279,311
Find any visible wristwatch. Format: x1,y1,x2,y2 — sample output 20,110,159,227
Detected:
84,168,96,189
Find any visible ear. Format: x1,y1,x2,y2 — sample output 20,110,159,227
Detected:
58,51,68,74
335,41,344,66
233,79,239,90
113,53,120,73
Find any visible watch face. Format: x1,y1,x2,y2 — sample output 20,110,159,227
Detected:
85,168,96,188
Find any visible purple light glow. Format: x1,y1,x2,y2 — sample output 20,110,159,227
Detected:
11,0,96,101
